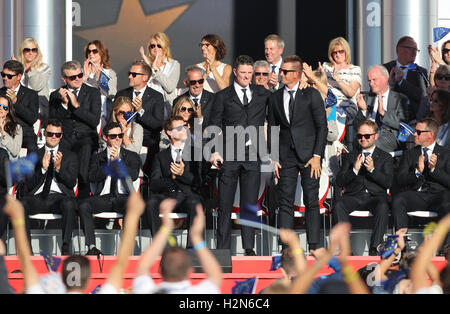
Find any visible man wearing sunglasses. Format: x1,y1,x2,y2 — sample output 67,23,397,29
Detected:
116,60,164,175
253,60,271,90
78,122,141,256
333,120,393,255
19,119,78,255
355,65,409,153
392,118,450,252
174,65,215,129
49,60,101,199
383,36,428,121
0,60,39,152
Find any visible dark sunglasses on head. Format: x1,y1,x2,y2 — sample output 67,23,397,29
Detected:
87,49,99,54
107,133,124,139
129,71,146,78
1,105,8,111
1,72,19,79
443,48,450,54
45,131,63,138
64,72,83,81
255,72,269,77
180,106,194,113
435,74,450,81
414,129,431,136
280,69,297,75
149,44,162,49
23,48,38,53
332,49,346,55
189,79,204,85
356,133,375,140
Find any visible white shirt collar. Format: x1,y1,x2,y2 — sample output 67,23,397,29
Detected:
134,86,147,94
284,81,300,94
271,57,283,69
189,91,202,102
45,145,59,153
362,146,376,155
14,84,21,95
423,141,436,153
234,81,249,94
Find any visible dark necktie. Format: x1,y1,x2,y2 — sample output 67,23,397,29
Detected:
192,98,199,109
375,95,383,128
134,91,141,99
363,152,370,160
242,89,248,106
422,147,429,167
271,65,276,73
288,90,295,122
41,150,54,198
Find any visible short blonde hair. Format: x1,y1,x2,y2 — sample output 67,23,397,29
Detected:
18,37,44,69
328,37,352,64
147,32,173,63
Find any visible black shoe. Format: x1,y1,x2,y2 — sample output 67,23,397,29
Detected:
368,248,379,256
245,249,256,256
85,247,103,256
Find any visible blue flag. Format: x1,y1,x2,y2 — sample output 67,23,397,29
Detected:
90,284,103,294
397,122,414,142
123,111,138,124
380,235,398,259
103,159,129,180
40,251,62,272
7,152,38,185
433,27,450,42
99,71,111,91
240,203,259,223
325,88,338,109
232,277,258,294
327,256,342,273
270,255,282,271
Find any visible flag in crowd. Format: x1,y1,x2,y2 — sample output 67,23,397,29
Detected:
232,277,258,294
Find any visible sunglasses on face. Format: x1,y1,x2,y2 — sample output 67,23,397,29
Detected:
357,133,375,140
1,72,19,79
149,44,162,49
23,48,38,53
64,73,83,81
172,125,187,132
45,131,63,138
1,105,8,111
443,48,450,54
280,69,297,75
180,106,194,113
332,49,346,55
129,72,145,78
189,79,204,85
414,129,431,136
255,72,269,77
435,74,450,81
107,133,124,140
199,43,211,48
87,49,99,54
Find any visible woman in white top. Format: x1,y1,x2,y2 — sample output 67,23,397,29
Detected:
0,95,23,160
197,34,232,93
111,96,143,154
140,32,180,115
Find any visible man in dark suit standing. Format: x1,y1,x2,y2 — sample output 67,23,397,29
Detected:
78,122,141,256
144,116,202,247
173,65,215,130
334,120,393,255
264,34,285,92
355,65,409,153
210,55,271,256
115,60,165,172
267,55,328,252
392,118,450,249
383,36,428,121
1,60,39,152
19,119,78,255
49,60,101,199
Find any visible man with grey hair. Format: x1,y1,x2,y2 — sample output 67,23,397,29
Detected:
355,64,409,153
253,60,270,90
49,60,101,198
264,34,285,91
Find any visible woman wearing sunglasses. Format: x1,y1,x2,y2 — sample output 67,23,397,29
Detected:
140,32,180,114
197,34,232,93
427,90,450,149
159,96,199,150
428,40,450,87
0,95,22,160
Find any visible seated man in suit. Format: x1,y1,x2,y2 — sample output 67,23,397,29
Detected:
392,118,450,249
355,65,409,153
0,60,39,152
78,122,141,256
144,116,202,248
333,120,394,255
19,119,78,255
383,36,428,121
173,65,215,130
49,60,101,199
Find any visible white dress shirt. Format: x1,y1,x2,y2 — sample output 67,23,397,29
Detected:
35,145,63,195
233,82,252,104
133,86,147,117
370,89,389,122
283,81,300,123
100,147,127,196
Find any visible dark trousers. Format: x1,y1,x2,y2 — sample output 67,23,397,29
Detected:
144,192,201,247
278,148,321,248
333,192,390,249
0,196,7,239
78,194,128,246
21,193,77,248
217,160,260,250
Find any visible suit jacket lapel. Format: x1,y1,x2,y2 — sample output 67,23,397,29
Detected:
277,89,289,125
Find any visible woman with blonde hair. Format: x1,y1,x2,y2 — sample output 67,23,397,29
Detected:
140,32,180,116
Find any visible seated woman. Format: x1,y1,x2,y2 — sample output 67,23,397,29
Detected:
159,96,200,150
428,90,449,149
428,39,450,87
140,32,180,117
16,37,51,121
197,34,232,93
0,95,23,160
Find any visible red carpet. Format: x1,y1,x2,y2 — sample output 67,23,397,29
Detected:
4,256,447,293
